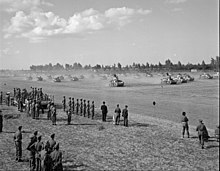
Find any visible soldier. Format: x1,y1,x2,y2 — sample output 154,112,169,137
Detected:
35,101,40,120
50,143,63,171
0,110,3,132
181,112,190,138
14,126,22,162
87,101,90,118
196,119,208,149
0,91,3,105
27,131,38,171
114,104,121,125
5,92,10,106
35,135,44,171
14,88,16,97
32,100,36,119
47,133,56,153
62,96,66,112
101,101,108,122
66,108,71,125
91,101,95,119
76,99,79,115
122,105,129,127
40,142,52,171
83,100,86,117
80,99,83,116
51,103,57,125
68,97,72,114
47,101,52,120
71,98,75,114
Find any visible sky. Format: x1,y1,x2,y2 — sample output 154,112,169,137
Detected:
0,0,219,70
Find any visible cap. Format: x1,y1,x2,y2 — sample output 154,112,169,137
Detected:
199,119,203,123
51,133,55,138
34,131,38,135
18,126,22,130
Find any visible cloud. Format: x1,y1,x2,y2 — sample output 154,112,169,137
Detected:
0,0,53,13
172,8,182,12
3,7,152,42
165,0,187,4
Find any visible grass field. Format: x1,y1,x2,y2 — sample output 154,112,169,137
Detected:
0,70,219,170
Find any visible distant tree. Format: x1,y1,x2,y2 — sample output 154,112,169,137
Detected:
158,62,162,70
201,60,206,70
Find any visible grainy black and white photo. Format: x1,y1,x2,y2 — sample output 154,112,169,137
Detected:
0,0,219,170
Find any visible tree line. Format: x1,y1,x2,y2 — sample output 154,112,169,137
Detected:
30,56,219,72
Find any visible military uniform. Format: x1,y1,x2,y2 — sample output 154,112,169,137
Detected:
62,96,66,112
35,136,44,171
87,101,90,118
76,99,79,115
51,105,57,125
0,91,3,105
71,98,75,114
28,132,38,171
83,100,86,117
196,120,208,149
91,101,95,119
80,99,83,115
181,112,189,138
47,134,56,153
101,102,108,122
114,105,121,125
14,126,22,161
122,106,128,127
50,143,63,171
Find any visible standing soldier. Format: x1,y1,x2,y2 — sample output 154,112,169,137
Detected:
181,112,190,138
35,101,40,120
80,99,83,116
51,103,57,125
68,97,72,114
50,143,63,171
71,98,75,114
91,101,95,119
66,109,71,125
35,135,44,171
40,142,52,171
122,105,129,127
27,131,38,171
196,119,208,149
47,134,56,153
62,96,66,112
83,100,86,117
76,99,79,115
32,100,36,119
114,104,121,125
14,126,22,162
0,110,3,133
0,91,3,105
14,88,16,97
47,101,52,120
87,101,90,118
101,101,108,122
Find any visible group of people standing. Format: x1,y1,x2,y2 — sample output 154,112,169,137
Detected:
14,125,63,171
62,96,95,125
181,112,219,149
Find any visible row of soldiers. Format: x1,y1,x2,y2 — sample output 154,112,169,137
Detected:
62,96,95,125
14,125,63,171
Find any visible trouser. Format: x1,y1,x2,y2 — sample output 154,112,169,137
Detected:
87,111,90,118
102,112,107,121
91,111,94,119
36,156,41,171
124,117,128,127
83,110,86,117
0,125,2,132
198,134,204,146
47,110,51,120
15,141,22,160
29,154,36,171
67,115,71,125
115,114,120,125
182,124,189,137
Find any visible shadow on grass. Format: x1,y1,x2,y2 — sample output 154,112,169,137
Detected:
129,122,157,128
206,144,219,149
63,161,88,171
59,123,97,126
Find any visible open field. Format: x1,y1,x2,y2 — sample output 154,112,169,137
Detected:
0,70,219,170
